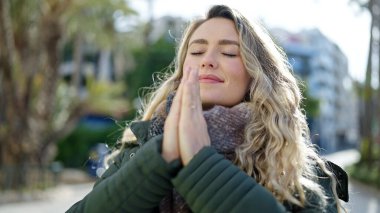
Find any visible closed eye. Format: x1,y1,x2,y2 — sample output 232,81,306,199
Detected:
222,53,237,57
190,52,203,55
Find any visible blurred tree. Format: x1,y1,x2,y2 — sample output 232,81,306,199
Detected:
0,0,134,189
125,36,176,117
300,85,320,119
299,83,320,146
350,0,378,166
349,0,380,188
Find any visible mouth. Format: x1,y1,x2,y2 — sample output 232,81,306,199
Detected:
199,74,224,83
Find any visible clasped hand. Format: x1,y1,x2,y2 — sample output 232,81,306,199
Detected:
162,67,211,165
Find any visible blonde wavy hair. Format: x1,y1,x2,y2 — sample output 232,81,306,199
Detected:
120,4,344,211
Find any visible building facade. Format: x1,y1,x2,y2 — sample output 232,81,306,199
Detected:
271,28,359,153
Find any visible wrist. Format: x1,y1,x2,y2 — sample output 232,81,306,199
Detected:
162,152,179,163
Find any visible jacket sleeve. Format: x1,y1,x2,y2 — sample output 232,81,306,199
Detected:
172,147,340,213
172,147,287,213
66,135,180,213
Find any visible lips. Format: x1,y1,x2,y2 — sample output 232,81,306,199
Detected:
199,74,224,83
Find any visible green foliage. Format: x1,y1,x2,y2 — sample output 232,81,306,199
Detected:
54,77,129,168
348,162,380,189
348,139,380,188
61,41,98,62
300,84,320,118
125,36,176,113
359,138,380,162
359,138,371,162
55,122,123,168
86,76,130,116
63,0,136,49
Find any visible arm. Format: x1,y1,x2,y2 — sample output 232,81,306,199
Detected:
172,147,342,213
172,147,286,213
66,135,180,213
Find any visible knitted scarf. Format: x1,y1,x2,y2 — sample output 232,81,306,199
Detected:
148,93,251,213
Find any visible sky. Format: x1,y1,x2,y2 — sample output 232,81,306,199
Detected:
129,0,371,83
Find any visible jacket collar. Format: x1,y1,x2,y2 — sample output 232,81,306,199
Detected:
130,120,151,143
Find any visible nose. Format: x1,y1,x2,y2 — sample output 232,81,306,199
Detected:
201,52,217,69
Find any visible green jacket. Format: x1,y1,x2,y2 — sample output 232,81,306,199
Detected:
67,121,348,213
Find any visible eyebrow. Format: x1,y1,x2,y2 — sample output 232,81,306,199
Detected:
189,39,239,46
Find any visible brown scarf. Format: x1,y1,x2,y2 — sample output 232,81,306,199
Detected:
148,93,251,213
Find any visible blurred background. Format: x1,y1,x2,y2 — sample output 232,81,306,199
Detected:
0,0,379,212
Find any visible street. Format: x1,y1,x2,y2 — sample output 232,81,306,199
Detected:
0,149,378,213
0,182,93,213
347,179,380,213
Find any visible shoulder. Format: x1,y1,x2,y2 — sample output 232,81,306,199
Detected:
321,160,349,202
315,160,349,203
114,120,153,162
284,160,348,212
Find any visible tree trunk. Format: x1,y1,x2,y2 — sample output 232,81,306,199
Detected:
72,33,84,95
361,14,374,165
0,0,66,189
0,0,30,189
29,15,62,172
0,0,131,190
377,0,380,185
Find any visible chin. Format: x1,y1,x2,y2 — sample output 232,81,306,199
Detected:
200,97,219,110
201,103,215,111
201,99,229,110
200,95,235,109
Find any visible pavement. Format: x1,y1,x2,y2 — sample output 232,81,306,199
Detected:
323,149,380,213
0,182,94,213
0,148,379,213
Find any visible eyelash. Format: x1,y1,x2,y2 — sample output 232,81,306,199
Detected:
190,52,237,57
223,53,237,57
190,52,203,55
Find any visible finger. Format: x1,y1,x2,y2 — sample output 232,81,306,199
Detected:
162,67,190,162
178,68,211,165
181,66,191,86
182,68,201,113
189,68,201,111
168,67,191,116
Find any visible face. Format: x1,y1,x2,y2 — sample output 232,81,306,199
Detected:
184,18,251,109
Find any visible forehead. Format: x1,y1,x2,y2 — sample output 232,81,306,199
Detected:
189,18,239,42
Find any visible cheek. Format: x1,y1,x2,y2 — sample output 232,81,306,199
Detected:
230,67,250,93
229,63,248,82
183,56,197,69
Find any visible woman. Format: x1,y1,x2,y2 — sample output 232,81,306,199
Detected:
67,4,348,213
